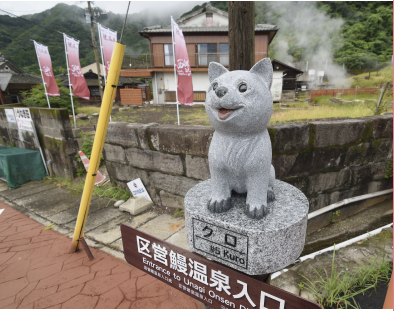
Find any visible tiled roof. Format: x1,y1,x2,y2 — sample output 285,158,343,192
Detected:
140,24,277,34
177,3,228,24
9,73,41,84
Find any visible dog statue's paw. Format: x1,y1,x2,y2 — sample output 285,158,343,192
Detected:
244,203,268,220
207,197,231,213
267,189,275,202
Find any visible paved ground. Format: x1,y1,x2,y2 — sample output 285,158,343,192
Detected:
0,201,203,309
0,178,392,308
0,179,189,259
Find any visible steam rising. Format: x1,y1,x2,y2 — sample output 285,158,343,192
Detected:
258,2,349,87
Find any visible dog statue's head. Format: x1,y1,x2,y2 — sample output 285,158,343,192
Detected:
205,58,273,134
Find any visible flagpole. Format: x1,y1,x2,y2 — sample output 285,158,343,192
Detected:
171,16,180,126
97,23,112,122
63,34,77,129
32,40,51,108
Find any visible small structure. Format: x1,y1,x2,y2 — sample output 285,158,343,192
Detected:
271,59,303,102
0,53,41,105
56,69,147,105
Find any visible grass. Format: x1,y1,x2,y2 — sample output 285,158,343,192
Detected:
299,246,393,309
313,93,380,105
75,107,101,115
44,175,131,205
349,66,393,88
41,223,55,231
270,90,393,124
173,208,185,218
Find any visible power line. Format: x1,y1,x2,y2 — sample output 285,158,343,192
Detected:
0,8,94,49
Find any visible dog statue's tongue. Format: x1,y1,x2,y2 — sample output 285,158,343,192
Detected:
218,108,233,120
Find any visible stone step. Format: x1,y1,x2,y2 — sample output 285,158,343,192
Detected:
38,195,82,218
90,211,158,246
13,187,73,213
1,183,53,201
110,213,185,252
47,197,111,225
64,200,122,232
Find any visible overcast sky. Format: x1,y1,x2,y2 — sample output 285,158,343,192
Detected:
0,0,205,16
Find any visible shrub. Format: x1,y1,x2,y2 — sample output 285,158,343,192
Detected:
21,78,79,115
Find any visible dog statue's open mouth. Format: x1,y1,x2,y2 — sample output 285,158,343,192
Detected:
218,108,234,120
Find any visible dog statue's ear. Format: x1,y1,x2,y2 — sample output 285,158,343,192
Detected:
249,58,273,89
209,62,229,83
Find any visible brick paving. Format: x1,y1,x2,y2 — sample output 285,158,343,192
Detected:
0,201,203,309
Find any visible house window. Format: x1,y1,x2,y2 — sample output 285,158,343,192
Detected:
164,44,174,66
10,95,19,103
219,43,229,66
198,43,217,66
206,12,213,18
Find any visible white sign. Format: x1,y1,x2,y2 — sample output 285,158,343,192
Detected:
127,178,152,202
5,109,16,123
308,69,315,75
317,71,325,77
14,108,33,132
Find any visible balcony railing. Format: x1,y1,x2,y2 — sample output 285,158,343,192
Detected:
121,52,267,70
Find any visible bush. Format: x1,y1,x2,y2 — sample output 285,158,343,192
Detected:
21,78,79,115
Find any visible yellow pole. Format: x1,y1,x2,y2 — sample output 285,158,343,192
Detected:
70,42,125,253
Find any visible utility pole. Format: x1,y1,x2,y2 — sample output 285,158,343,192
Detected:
228,1,255,71
87,1,103,97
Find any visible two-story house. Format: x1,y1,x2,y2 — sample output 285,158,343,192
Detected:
120,4,278,104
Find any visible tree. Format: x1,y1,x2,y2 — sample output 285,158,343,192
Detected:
21,79,79,115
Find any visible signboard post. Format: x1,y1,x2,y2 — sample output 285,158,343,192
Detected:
121,225,320,309
127,178,152,202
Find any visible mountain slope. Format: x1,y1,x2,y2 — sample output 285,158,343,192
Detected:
0,3,187,76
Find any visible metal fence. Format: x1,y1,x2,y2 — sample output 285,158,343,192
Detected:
310,88,379,101
121,52,267,69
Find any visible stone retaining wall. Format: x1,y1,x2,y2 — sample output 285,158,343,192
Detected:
0,105,80,179
103,114,393,214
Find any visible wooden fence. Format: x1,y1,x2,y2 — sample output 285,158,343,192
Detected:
165,91,206,102
120,89,143,105
310,88,379,101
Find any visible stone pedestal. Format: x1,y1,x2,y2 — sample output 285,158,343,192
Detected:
185,179,309,275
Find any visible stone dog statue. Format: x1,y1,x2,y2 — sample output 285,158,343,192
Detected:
205,58,276,220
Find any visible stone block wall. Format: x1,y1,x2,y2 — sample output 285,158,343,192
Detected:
104,114,393,213
0,106,80,179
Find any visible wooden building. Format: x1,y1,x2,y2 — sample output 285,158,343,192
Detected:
120,4,278,104
271,59,304,101
56,70,148,105
0,53,41,105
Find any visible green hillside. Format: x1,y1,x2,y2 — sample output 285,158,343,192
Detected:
0,1,392,77
186,1,393,69
0,3,175,76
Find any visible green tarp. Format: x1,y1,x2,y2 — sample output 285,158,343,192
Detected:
0,146,46,189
